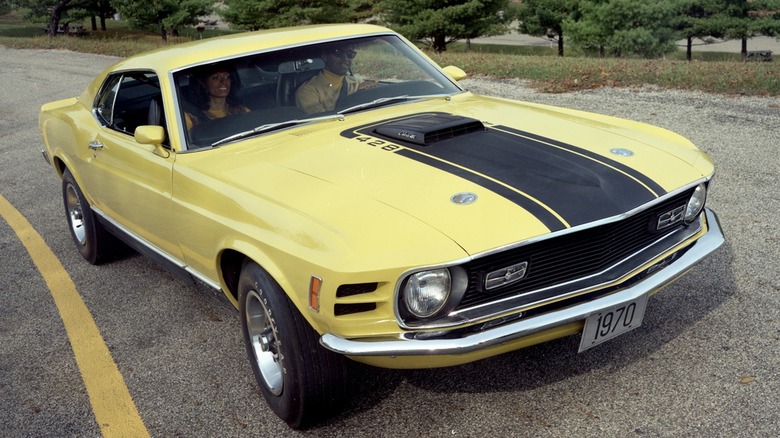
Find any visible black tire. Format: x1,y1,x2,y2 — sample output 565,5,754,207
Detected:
61,169,115,264
238,261,347,429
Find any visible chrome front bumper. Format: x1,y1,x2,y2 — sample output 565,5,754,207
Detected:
320,208,724,357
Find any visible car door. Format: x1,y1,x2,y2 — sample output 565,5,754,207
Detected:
83,70,182,261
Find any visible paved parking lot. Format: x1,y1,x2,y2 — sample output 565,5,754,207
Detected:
1,47,778,436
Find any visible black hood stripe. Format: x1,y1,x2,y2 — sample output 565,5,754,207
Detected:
396,148,569,231
345,113,668,230
498,126,667,196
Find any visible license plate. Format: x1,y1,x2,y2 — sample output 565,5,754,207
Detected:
578,294,648,352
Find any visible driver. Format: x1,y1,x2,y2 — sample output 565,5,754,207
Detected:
295,44,376,114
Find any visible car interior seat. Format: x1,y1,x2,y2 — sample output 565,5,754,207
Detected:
147,95,164,127
276,58,325,107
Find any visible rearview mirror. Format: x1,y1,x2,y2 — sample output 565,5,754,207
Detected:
278,58,324,74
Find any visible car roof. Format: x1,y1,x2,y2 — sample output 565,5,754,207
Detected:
110,24,397,74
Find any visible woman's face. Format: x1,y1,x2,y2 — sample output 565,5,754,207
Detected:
206,70,231,98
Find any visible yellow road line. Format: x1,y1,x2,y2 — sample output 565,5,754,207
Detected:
0,195,149,438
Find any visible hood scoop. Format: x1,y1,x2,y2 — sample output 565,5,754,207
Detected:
373,114,485,146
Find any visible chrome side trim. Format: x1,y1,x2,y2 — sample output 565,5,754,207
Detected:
320,208,724,357
92,207,222,291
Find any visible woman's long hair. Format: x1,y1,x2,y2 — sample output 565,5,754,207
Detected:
190,64,243,112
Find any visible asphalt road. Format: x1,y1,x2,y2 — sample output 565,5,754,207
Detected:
1,47,778,437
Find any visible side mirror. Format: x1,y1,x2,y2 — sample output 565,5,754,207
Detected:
442,66,467,81
134,125,170,158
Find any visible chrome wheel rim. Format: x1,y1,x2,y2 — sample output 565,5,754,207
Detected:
245,289,283,396
65,184,86,246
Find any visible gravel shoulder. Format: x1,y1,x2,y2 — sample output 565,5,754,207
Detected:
2,48,779,437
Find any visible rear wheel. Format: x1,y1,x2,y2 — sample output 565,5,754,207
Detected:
238,261,347,429
61,169,115,264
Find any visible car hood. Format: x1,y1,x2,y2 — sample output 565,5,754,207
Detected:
208,93,714,257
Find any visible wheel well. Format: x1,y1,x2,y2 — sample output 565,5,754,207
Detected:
53,157,67,177
220,249,247,301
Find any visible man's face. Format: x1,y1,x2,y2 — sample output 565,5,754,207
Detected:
322,47,357,76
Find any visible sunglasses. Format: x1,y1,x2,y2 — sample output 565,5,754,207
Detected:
330,49,357,60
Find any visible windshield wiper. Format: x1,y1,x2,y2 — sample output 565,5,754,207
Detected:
338,95,447,115
337,96,413,115
211,114,344,147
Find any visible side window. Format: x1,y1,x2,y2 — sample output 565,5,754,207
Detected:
95,75,121,126
94,71,162,136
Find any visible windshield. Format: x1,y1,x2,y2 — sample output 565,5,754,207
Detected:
173,35,462,149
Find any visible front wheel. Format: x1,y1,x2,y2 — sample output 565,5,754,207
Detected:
61,169,116,264
238,261,347,428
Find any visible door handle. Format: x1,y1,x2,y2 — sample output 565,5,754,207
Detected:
88,140,104,150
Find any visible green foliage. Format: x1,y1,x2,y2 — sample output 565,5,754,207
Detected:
720,0,780,39
382,0,512,52
565,0,681,58
670,0,735,60
516,0,578,56
112,0,213,39
219,0,375,30
672,0,729,39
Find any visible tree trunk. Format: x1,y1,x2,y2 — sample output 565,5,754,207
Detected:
91,16,97,31
160,24,167,41
687,36,692,61
48,16,59,38
558,34,564,57
48,0,74,38
433,34,446,53
741,37,747,61
99,0,109,31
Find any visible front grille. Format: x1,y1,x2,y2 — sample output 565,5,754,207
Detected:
334,283,378,316
336,283,377,297
457,187,696,310
335,303,377,316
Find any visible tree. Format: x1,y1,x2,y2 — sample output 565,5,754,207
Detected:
382,0,513,52
516,0,579,57
67,0,114,31
720,0,780,60
7,0,94,36
669,0,733,61
112,0,213,40
219,0,376,30
565,0,681,58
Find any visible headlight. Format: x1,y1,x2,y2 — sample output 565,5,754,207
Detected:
684,183,707,223
403,269,451,318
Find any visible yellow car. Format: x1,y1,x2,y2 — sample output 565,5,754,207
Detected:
39,24,724,428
